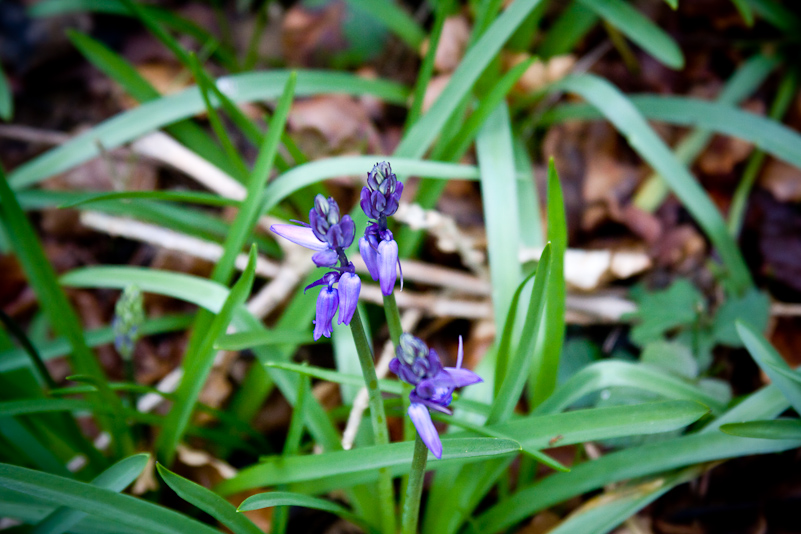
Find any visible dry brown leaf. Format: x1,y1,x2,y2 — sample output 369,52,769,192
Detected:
506,53,576,93
514,511,561,534
422,74,452,114
288,94,382,154
759,158,801,202
431,15,471,73
282,1,347,67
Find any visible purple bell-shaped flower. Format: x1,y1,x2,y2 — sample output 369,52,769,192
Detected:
313,286,338,340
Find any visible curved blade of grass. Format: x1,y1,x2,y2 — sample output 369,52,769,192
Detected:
0,315,191,374
477,428,799,532
265,361,403,396
730,0,755,25
62,267,229,313
544,94,801,171
60,191,239,209
0,64,12,121
538,1,598,58
553,75,753,293
493,267,538,394
261,156,481,213
215,330,315,350
477,103,522,334
0,462,221,534
240,491,376,533
346,0,424,49
747,0,801,30
66,29,235,176
156,464,262,534
720,419,801,439
9,71,407,189
535,359,728,415
530,160,567,407
736,321,801,414
156,247,258,463
32,454,149,534
393,0,546,158
576,0,683,68
215,438,521,496
488,245,551,424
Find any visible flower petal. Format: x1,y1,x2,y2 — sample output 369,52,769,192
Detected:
408,403,442,459
377,239,398,295
313,287,338,340
456,335,464,369
443,367,483,388
337,272,361,325
359,237,380,281
271,224,328,251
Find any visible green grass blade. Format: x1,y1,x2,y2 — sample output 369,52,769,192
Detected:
730,0,755,25
0,64,13,121
529,160,567,407
746,0,801,30
721,419,801,439
0,418,71,476
60,191,239,209
476,103,522,333
488,244,551,425
346,0,425,49
66,29,235,176
33,454,149,534
62,267,229,313
393,0,546,158
554,75,753,293
538,1,598,58
0,169,106,384
214,330,314,350
534,359,728,415
9,71,407,189
736,321,801,414
156,247,258,463
576,0,683,68
239,491,377,532
157,464,262,534
265,361,403,396
215,438,521,496
513,136,544,248
0,463,221,534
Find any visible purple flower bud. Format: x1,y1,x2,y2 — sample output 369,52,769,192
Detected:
377,238,399,296
312,249,339,267
271,224,328,251
363,162,402,218
360,236,380,281
337,272,361,325
313,286,338,340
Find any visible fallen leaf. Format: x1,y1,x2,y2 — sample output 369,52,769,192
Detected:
759,158,801,203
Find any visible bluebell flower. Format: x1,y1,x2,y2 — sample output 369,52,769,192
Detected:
389,333,482,459
360,162,403,296
271,195,361,338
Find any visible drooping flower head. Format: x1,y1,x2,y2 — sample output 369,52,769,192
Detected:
360,161,403,296
390,333,482,459
271,195,361,339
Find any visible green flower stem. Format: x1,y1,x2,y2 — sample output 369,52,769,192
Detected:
382,293,403,347
349,308,396,534
401,434,428,534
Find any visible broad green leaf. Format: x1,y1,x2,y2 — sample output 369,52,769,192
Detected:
0,463,220,534
157,464,262,534
576,0,683,68
737,321,801,414
239,491,376,532
33,454,149,534
345,0,425,49
746,0,801,30
720,419,801,440
625,279,704,347
214,438,521,496
712,290,770,346
730,0,754,25
640,341,698,380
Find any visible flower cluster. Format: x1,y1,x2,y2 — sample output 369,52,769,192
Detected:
113,284,144,360
390,333,482,459
360,162,403,296
271,195,361,340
